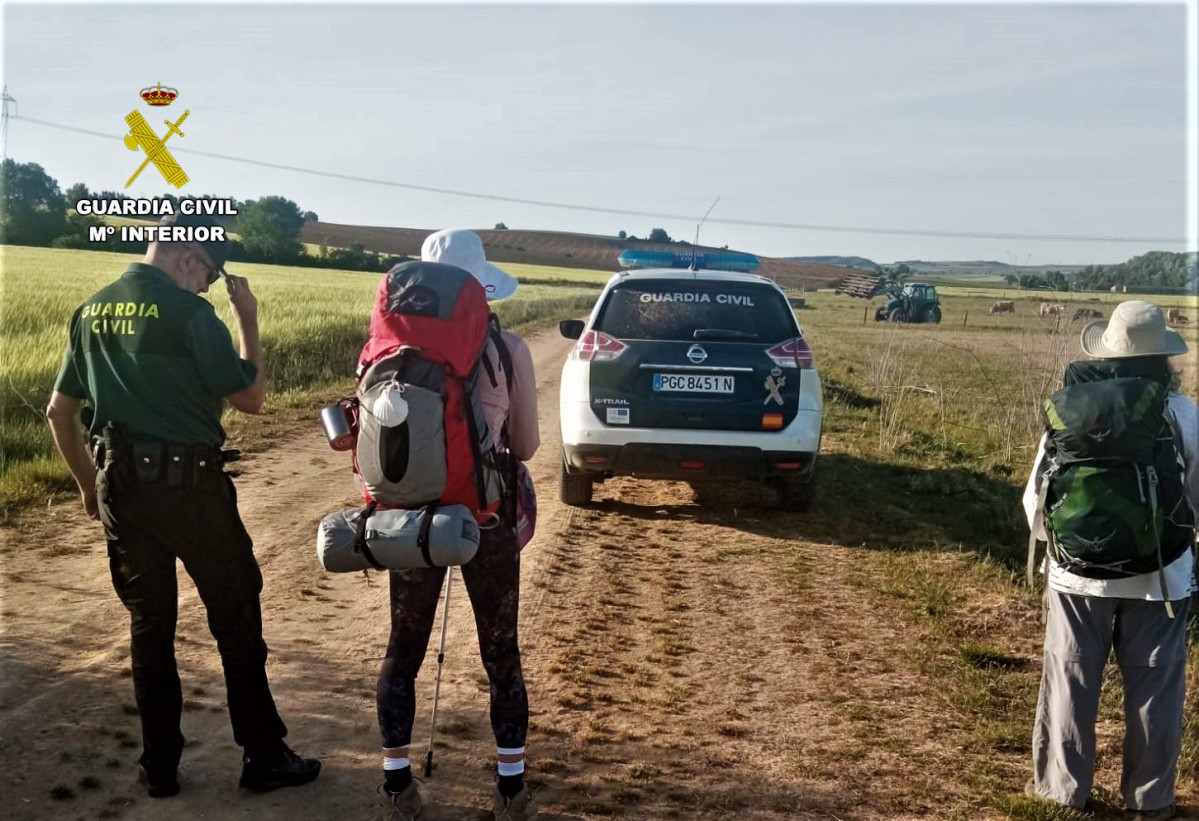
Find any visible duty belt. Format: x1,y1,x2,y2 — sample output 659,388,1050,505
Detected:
93,434,241,489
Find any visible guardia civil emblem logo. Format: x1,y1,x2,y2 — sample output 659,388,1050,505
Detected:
123,83,190,189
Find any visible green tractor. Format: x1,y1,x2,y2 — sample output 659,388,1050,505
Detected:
873,282,942,324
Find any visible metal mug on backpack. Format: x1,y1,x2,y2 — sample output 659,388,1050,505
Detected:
320,400,357,452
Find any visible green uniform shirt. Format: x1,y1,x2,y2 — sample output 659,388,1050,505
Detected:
53,263,257,447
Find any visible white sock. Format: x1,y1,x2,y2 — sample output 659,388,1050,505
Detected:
383,756,410,771
497,760,525,777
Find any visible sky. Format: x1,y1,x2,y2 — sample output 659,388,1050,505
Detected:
1,0,1195,266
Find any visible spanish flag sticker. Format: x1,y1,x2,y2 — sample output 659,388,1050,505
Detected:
762,413,784,430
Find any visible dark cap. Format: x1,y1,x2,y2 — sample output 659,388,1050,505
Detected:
157,211,230,275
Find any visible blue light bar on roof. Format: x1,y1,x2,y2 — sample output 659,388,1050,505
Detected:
618,249,761,273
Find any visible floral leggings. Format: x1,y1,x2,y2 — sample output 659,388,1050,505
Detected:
376,521,527,750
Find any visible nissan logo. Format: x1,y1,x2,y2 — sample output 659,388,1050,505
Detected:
686,344,708,364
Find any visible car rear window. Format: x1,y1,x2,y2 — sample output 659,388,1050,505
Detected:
594,279,797,343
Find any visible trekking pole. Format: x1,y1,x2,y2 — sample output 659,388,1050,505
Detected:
425,567,453,777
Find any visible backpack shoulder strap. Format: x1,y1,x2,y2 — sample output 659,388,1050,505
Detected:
1027,455,1056,587
486,314,520,517
489,314,515,393
480,348,499,389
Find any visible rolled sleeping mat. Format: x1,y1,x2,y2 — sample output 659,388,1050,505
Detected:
318,504,480,572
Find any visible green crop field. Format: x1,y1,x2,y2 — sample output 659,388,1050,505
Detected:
497,262,612,287
0,245,604,515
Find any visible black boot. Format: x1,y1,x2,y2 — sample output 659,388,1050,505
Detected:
138,763,180,798
239,744,321,791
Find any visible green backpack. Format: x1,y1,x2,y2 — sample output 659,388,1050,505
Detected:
1029,359,1193,606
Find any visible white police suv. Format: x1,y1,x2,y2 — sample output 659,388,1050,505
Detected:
558,250,823,510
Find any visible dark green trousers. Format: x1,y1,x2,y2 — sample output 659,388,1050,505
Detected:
98,466,288,776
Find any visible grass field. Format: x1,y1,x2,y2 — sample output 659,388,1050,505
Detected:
935,285,1198,307
788,289,1199,819
0,245,605,516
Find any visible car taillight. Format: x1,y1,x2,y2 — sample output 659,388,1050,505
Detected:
765,337,814,369
577,330,628,362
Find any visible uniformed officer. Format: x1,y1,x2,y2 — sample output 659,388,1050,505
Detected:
45,211,320,798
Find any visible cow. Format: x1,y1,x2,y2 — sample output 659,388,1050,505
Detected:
1167,308,1190,325
1072,307,1104,322
1039,302,1066,317
989,300,1015,315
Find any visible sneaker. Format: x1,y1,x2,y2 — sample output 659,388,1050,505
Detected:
383,781,423,821
238,744,321,791
493,783,538,821
1124,807,1177,821
138,764,180,798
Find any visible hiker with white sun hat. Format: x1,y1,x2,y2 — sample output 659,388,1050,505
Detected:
421,228,520,301
1023,300,1197,820
375,229,540,821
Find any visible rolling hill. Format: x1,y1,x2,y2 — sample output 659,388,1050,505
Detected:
892,260,1087,278
300,223,856,290
787,255,878,270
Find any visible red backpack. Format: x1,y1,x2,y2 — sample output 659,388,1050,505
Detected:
353,261,503,521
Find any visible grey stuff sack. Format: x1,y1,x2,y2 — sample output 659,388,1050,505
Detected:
317,504,480,572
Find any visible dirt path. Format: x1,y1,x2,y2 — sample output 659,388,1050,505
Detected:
2,327,1020,821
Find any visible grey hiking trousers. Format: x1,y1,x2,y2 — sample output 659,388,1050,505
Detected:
1031,588,1189,811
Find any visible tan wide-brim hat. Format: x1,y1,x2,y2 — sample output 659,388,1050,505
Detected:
420,229,518,302
1080,300,1188,358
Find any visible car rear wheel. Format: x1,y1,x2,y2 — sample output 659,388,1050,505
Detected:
922,306,942,324
559,458,594,506
689,481,721,506
774,474,816,512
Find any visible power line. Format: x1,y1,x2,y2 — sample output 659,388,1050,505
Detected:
11,113,1188,246
1,88,18,160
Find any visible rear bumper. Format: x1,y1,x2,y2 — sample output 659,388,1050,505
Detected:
560,394,822,481
558,359,822,481
562,441,818,481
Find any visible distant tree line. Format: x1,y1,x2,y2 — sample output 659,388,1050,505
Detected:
1070,252,1197,291
874,263,913,283
615,228,680,244
1000,253,1197,292
613,228,725,250
0,160,408,273
1001,271,1070,290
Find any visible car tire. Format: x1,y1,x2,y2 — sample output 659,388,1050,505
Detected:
775,474,816,512
689,482,718,506
559,459,593,506
888,308,907,323
923,306,941,324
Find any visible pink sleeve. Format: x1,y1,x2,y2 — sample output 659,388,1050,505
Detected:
502,331,540,461
477,338,508,448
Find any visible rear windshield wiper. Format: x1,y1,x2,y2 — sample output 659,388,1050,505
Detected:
692,328,759,341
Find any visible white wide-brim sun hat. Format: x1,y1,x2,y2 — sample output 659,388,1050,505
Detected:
1080,300,1188,358
420,229,519,302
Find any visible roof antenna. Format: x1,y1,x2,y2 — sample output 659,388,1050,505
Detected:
691,195,720,271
